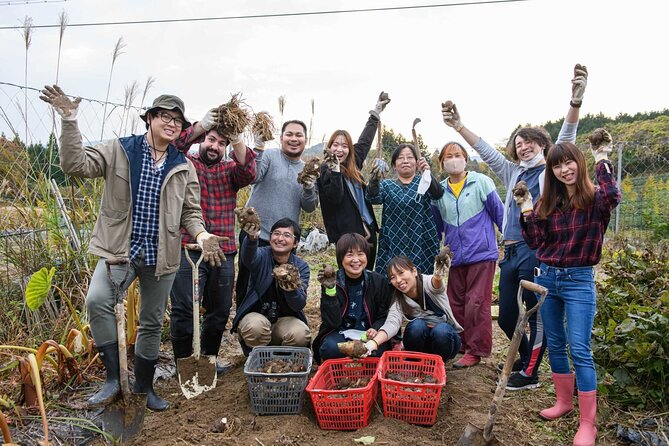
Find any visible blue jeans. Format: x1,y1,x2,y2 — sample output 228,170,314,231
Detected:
536,263,596,392
319,332,389,361
403,319,461,362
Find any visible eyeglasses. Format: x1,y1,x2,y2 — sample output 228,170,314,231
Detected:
271,230,295,239
158,112,185,127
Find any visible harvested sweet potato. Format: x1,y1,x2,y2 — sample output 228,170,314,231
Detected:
337,340,367,359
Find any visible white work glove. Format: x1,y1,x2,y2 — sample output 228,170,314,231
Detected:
227,133,244,147
434,245,453,277
253,132,265,151
364,340,378,356
323,150,340,173
370,158,389,181
588,128,613,163
571,63,588,107
39,85,81,120
370,91,391,118
512,181,534,214
196,232,228,267
441,100,463,131
200,108,219,132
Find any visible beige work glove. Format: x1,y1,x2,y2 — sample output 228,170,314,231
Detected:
441,101,463,131
370,91,391,118
39,85,81,120
571,64,588,107
200,108,220,132
512,180,534,214
196,232,228,267
234,207,261,240
434,245,453,277
588,128,613,163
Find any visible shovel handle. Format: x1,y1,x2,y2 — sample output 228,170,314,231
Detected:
482,279,548,441
184,245,204,359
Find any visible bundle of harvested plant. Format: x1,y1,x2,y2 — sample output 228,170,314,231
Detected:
252,111,276,141
215,93,251,137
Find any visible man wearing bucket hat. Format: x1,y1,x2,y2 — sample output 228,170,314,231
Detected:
39,85,226,411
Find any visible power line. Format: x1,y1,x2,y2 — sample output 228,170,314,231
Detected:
1,0,66,6
0,0,533,30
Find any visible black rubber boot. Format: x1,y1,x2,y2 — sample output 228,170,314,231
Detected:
133,356,169,411
87,343,121,407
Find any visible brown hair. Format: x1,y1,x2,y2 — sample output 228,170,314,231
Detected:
386,256,423,315
536,142,595,219
326,130,364,184
335,233,370,268
438,141,469,168
505,126,552,162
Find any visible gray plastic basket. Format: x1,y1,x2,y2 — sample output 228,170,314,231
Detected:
243,346,313,415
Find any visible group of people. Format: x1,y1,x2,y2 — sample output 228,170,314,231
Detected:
40,60,619,446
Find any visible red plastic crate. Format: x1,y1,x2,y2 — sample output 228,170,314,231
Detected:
306,357,379,430
377,351,446,426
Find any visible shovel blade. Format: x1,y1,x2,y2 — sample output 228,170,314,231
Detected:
456,423,502,446
177,355,217,399
101,393,147,442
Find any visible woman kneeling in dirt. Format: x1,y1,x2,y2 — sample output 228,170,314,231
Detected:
363,252,463,362
312,233,393,362
515,132,620,446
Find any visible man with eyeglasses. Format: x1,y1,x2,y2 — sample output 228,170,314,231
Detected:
234,119,319,307
39,86,225,411
231,212,311,354
169,109,256,376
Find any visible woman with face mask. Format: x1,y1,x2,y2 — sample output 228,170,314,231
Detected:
432,142,504,368
366,144,444,275
441,64,588,389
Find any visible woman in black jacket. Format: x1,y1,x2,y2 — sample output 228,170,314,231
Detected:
312,233,393,363
317,93,390,269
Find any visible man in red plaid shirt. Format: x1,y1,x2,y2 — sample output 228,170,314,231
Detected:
170,109,256,375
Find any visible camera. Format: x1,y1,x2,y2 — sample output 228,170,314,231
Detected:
260,301,278,323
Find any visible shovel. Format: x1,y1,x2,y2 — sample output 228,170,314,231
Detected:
411,117,421,153
456,279,548,446
177,244,217,399
101,258,147,442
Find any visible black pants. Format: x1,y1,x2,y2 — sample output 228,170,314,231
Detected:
234,231,269,307
170,250,235,345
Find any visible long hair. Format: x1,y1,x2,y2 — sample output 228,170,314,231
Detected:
386,256,423,315
326,130,364,184
536,142,595,219
505,126,552,161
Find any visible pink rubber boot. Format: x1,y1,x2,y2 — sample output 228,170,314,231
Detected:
573,390,597,446
540,373,575,420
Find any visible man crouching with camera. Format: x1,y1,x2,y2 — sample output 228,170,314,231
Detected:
231,208,311,355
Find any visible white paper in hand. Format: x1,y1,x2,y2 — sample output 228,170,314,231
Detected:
340,329,366,341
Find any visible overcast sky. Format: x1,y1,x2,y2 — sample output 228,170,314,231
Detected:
1,0,667,151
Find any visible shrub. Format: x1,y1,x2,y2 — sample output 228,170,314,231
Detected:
593,239,669,409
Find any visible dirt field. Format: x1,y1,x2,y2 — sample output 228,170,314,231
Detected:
6,248,629,446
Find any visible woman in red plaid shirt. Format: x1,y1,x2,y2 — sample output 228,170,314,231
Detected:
514,130,621,446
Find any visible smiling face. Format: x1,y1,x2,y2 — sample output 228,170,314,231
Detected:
199,129,228,164
514,135,544,162
281,123,307,159
269,225,298,256
388,265,418,296
147,109,184,145
394,147,418,179
551,159,579,191
341,247,368,279
328,134,351,164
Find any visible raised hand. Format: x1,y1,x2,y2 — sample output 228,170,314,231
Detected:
297,157,321,189
273,263,302,292
371,91,391,118
512,180,534,214
588,128,613,163
441,100,463,131
200,108,220,132
234,207,261,240
434,245,453,277
317,264,337,289
571,63,588,106
39,85,81,119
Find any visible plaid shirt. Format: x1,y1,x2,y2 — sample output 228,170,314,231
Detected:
521,160,621,267
174,126,256,253
129,137,165,265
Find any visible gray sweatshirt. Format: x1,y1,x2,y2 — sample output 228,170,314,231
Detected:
246,148,318,241
379,274,463,339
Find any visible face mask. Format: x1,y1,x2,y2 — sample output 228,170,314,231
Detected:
415,170,432,201
442,158,466,175
519,151,544,169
